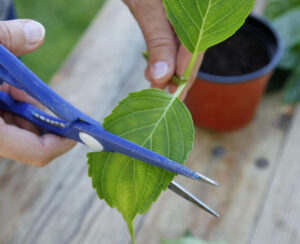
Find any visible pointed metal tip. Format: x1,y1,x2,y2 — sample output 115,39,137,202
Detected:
201,205,220,218
210,210,220,218
168,181,220,217
196,172,219,187
192,195,220,218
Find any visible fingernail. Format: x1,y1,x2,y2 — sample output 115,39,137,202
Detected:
23,21,45,44
151,61,168,80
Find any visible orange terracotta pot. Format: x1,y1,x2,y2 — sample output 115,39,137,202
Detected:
185,15,282,132
185,73,272,132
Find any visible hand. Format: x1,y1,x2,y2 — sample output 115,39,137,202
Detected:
123,0,204,99
0,19,76,167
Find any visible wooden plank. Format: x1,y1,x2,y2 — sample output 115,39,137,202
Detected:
249,107,300,244
2,0,294,244
135,92,289,244
0,0,148,243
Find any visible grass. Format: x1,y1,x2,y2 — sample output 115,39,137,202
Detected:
15,0,106,83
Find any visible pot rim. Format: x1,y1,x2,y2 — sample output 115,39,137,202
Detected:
197,14,283,84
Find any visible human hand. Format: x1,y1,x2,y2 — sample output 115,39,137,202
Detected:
0,19,76,167
123,0,204,99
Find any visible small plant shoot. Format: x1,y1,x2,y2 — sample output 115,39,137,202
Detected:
87,0,254,243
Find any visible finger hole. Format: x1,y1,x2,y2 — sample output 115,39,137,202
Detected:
3,112,14,125
14,116,40,135
9,86,43,109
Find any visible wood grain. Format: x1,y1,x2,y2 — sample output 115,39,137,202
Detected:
1,0,299,244
135,92,290,244
249,108,300,244
0,0,148,243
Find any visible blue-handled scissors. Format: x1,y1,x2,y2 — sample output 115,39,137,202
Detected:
0,44,219,217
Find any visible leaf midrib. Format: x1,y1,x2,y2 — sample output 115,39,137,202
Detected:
194,0,212,53
140,95,178,147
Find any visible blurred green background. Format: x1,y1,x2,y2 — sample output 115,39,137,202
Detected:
15,0,106,83
264,0,300,103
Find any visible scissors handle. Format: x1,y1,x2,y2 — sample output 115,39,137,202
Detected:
0,90,79,139
0,44,98,126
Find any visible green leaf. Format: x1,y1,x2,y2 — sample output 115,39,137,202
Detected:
161,236,229,244
265,0,300,19
162,0,254,54
273,7,300,50
279,43,300,70
87,89,194,242
283,63,300,104
87,0,254,241
272,7,300,69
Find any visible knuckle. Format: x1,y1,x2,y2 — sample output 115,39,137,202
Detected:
0,22,12,50
146,36,175,51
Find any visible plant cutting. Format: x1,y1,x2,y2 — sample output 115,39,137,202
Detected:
87,0,254,243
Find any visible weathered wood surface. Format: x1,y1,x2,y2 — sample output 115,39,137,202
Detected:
0,1,147,243
250,108,300,244
135,93,294,244
0,0,299,244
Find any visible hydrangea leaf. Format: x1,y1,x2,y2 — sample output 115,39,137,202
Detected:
87,89,194,243
162,0,254,54
272,7,300,69
273,7,300,51
87,0,254,242
283,63,300,103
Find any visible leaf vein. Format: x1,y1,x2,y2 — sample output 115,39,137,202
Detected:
105,107,166,128
164,0,195,48
177,0,201,30
194,0,204,19
136,138,151,213
203,0,245,34
101,153,113,204
202,9,249,40
171,106,185,161
211,0,222,7
119,123,156,137
140,96,177,147
194,0,212,52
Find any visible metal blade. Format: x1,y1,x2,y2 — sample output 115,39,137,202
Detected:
168,181,219,217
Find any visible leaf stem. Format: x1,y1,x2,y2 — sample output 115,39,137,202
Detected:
173,81,187,98
183,52,198,80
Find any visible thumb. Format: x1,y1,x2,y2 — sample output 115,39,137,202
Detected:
127,0,176,88
0,19,45,56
